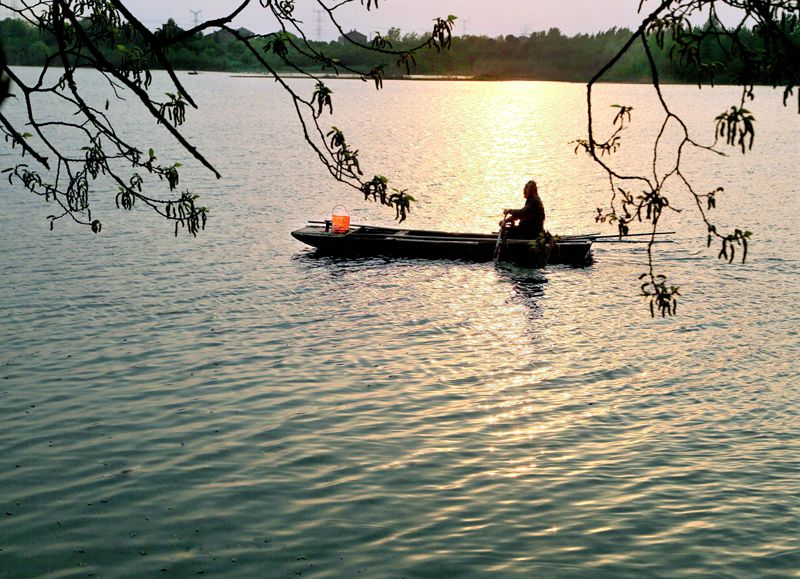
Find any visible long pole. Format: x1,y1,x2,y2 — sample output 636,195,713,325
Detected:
493,217,508,262
561,231,675,240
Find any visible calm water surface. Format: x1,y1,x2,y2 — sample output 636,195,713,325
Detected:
1,70,799,577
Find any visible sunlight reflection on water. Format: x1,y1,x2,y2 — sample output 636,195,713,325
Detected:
1,70,799,577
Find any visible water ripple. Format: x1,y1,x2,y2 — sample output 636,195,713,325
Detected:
2,74,799,577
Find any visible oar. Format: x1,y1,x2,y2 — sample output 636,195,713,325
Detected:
561,231,675,241
591,238,673,244
493,217,508,262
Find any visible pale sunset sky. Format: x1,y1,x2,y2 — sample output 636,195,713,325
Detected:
65,0,737,40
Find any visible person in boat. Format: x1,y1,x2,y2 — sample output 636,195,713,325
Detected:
503,179,546,239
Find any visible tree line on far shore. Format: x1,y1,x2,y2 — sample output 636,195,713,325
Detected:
1,14,797,84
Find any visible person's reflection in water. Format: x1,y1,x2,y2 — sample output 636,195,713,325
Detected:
500,267,548,322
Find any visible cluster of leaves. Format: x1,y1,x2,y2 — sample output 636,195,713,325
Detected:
0,1,457,232
0,0,214,235
578,0,798,316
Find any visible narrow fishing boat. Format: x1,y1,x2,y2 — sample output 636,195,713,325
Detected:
291,222,594,266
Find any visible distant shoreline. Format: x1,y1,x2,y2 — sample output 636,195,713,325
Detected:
3,66,734,86
221,72,694,85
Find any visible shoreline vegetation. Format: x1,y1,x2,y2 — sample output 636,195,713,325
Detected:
2,17,797,85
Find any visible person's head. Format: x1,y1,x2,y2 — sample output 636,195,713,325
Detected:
523,180,538,199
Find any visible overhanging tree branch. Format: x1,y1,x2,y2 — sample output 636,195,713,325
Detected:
0,0,455,233
578,0,795,315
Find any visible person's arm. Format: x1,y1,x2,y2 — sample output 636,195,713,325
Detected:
504,201,535,219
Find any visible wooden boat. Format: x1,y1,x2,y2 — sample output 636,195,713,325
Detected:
291,222,593,266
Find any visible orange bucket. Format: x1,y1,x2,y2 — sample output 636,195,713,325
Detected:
331,205,350,234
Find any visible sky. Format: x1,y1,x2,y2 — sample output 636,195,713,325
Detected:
32,0,729,40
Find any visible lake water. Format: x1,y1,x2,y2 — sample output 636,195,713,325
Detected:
1,69,799,577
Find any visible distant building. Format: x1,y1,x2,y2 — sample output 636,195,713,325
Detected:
338,29,367,45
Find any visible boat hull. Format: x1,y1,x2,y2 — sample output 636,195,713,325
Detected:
291,225,592,266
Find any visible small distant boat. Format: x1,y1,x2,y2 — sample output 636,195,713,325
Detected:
291,222,593,266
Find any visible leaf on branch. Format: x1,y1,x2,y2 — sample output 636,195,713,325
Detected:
362,175,389,205
83,139,107,179
326,127,362,179
706,186,723,210
312,82,333,116
166,191,207,237
158,92,187,126
640,272,680,317
327,127,345,150
365,66,385,90
160,164,181,190
611,104,633,127
116,187,136,211
715,106,756,153
371,34,392,50
645,14,690,51
117,45,153,89
66,175,89,212
130,173,144,193
717,229,753,264
427,16,457,52
264,33,291,59
389,188,415,222
572,139,587,154
397,52,417,75
580,103,633,157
